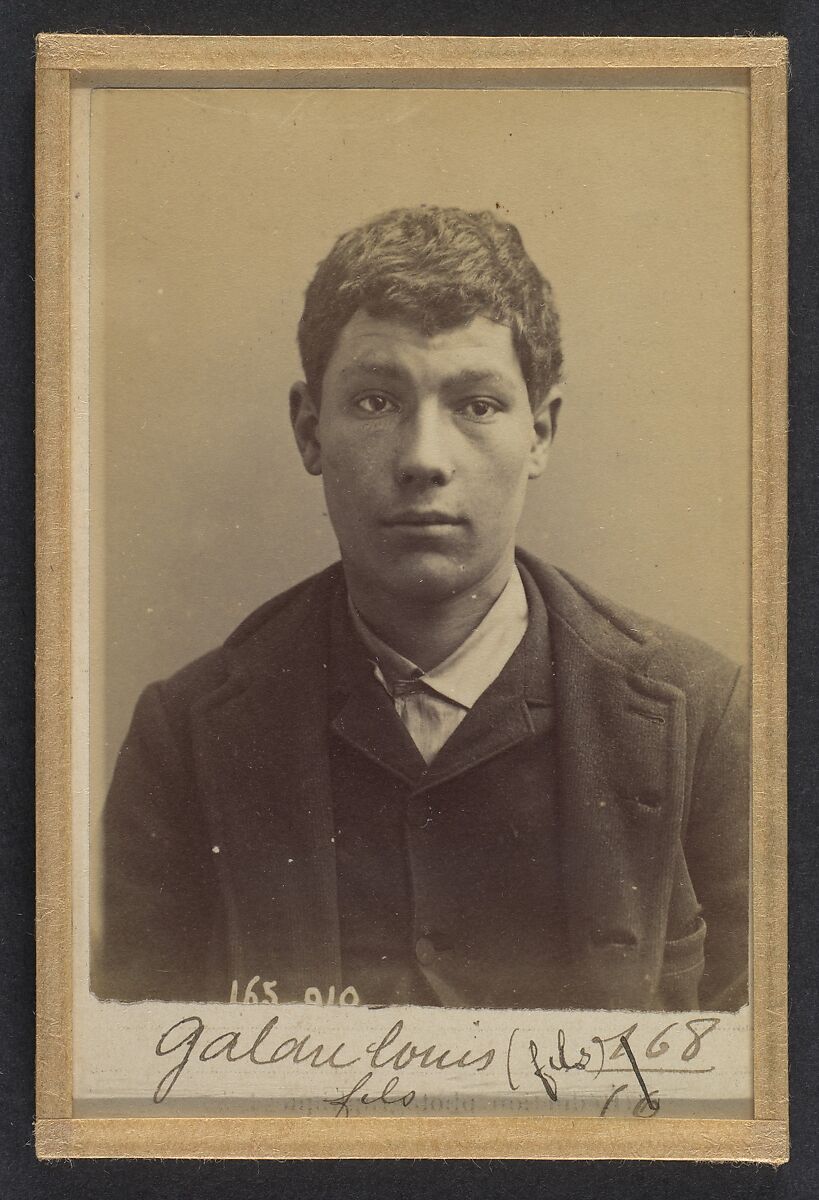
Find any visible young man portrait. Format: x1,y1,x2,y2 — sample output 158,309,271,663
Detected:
95,205,749,1012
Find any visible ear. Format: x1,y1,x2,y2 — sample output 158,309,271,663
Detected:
289,381,322,476
527,385,562,480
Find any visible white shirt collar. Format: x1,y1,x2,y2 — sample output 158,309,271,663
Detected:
349,566,529,711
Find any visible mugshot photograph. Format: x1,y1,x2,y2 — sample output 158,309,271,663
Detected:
94,206,749,1012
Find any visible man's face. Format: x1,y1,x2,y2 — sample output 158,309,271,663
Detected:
290,309,557,606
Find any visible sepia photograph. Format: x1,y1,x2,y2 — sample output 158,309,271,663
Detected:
35,35,787,1160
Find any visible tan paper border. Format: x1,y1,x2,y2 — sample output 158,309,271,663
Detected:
34,33,788,1162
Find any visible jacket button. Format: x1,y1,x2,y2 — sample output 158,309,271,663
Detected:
407,797,433,830
415,936,437,966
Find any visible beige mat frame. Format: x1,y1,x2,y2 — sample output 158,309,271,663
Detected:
35,34,787,1161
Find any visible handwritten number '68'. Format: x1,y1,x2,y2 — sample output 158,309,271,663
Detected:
607,1018,720,1063
593,1017,720,1077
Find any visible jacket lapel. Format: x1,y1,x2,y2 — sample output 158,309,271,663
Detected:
524,555,689,1009
189,570,343,1001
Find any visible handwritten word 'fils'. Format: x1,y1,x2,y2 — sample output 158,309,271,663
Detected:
153,1016,495,1105
527,1031,659,1116
505,1018,720,1093
323,1071,416,1118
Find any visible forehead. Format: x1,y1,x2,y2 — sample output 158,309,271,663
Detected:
325,309,524,382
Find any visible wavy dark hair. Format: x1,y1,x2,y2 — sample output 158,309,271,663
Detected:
297,206,563,408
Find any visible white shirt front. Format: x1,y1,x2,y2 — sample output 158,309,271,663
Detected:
349,567,529,765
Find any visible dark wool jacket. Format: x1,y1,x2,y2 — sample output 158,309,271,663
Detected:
95,550,749,1011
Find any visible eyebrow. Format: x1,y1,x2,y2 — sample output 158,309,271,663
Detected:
340,361,511,390
340,359,406,381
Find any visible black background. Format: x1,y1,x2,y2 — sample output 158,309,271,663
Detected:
2,1,816,1196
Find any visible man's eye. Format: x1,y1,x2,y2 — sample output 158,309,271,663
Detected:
460,398,499,420
355,393,396,415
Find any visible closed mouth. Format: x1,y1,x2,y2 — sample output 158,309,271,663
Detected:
383,512,465,527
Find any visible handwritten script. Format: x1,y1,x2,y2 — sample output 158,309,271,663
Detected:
153,1012,721,1117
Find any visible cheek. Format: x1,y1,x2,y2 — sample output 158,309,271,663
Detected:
322,426,388,477
474,439,531,499
322,438,365,483
321,444,383,519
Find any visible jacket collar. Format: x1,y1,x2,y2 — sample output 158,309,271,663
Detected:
329,564,555,790
348,565,530,712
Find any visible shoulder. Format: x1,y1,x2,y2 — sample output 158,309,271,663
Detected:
144,562,343,716
518,548,744,715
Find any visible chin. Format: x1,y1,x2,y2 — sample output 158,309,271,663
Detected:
375,554,484,605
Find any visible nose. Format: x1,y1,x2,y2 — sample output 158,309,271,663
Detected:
394,404,455,487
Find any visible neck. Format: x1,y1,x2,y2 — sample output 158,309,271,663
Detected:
346,554,515,672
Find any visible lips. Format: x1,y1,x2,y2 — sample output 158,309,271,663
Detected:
382,511,465,527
